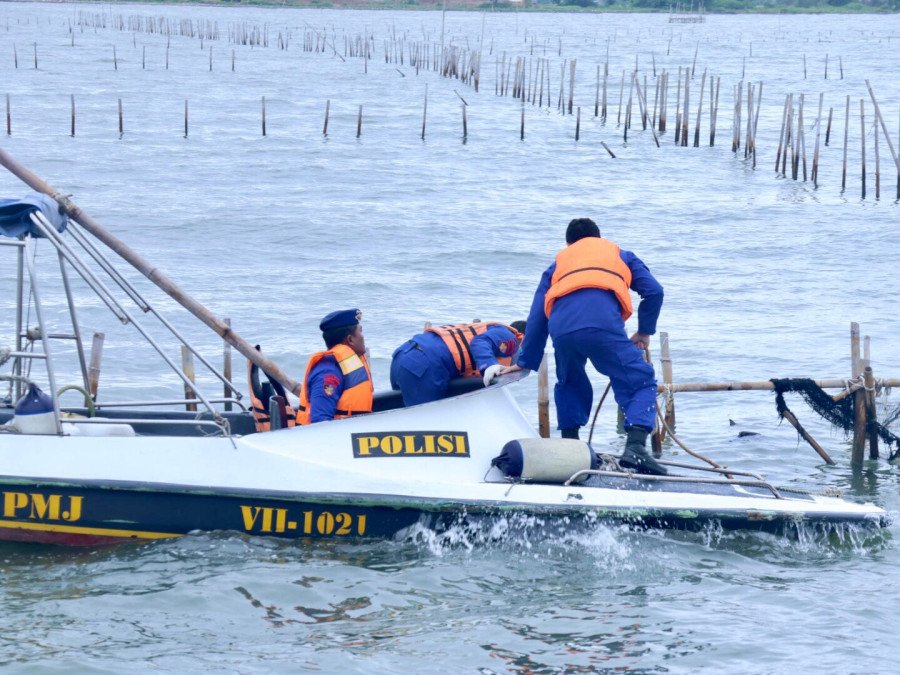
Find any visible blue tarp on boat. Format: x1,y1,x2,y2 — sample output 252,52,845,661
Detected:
0,192,68,238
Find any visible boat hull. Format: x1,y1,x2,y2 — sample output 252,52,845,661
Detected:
0,478,886,546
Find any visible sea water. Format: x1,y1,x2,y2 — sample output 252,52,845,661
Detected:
0,3,898,671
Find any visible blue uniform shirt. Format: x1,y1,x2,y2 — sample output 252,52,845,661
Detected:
517,248,663,371
306,357,346,423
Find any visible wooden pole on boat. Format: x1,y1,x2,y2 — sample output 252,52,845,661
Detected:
86,331,104,406
181,345,197,412
0,146,303,395
538,353,550,438
851,322,866,465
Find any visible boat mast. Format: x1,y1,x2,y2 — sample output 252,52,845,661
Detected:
0,147,301,395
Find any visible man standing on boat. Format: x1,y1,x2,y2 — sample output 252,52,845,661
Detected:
499,218,667,476
296,309,373,424
390,320,526,406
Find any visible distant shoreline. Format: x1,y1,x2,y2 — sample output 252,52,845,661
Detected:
24,1,900,15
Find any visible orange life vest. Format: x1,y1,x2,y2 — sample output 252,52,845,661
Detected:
247,346,296,432
543,237,634,320
296,344,373,425
426,322,522,378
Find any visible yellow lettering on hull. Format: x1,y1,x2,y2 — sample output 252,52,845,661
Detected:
351,431,470,458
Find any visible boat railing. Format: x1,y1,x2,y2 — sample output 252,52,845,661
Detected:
2,210,246,438
564,464,784,500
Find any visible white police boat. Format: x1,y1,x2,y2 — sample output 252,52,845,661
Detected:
0,149,887,546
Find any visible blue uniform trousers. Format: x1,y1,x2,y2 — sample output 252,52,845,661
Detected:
552,327,657,431
390,340,452,406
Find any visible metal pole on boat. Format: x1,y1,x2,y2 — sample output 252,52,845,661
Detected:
0,147,302,395
21,237,62,434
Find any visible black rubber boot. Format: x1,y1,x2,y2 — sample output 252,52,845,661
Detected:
620,426,668,476
560,427,581,440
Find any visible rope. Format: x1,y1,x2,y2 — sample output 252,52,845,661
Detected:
586,382,612,447
654,397,726,471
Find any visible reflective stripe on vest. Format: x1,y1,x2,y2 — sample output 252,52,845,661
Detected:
296,344,373,425
543,238,634,321
425,322,520,378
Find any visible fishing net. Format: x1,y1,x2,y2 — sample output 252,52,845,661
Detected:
770,378,900,460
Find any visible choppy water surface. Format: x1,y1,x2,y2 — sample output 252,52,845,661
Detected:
0,2,898,671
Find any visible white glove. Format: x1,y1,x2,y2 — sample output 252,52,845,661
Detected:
482,364,504,387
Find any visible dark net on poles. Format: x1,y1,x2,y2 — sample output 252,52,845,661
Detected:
770,378,900,459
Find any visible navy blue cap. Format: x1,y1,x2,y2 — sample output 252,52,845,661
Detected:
319,309,362,333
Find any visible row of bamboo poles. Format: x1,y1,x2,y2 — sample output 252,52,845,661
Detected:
534,323,900,468
6,85,896,197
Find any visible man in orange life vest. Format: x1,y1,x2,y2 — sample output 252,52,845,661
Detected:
390,320,526,406
296,309,373,424
500,218,667,475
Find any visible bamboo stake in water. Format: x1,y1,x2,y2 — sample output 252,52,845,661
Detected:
841,95,850,189
181,345,197,412
865,80,900,177
680,68,689,147
568,58,576,114
70,94,75,137
812,92,823,187
33,42,37,69
617,70,625,124
261,96,266,136
520,104,524,140
421,85,427,140
87,332,104,405
594,64,600,117
601,141,615,158
575,106,581,141
674,66,682,143
113,45,117,70
693,69,706,147
184,99,188,139
825,106,833,146
860,99,866,198
850,322,865,465
357,105,363,138
118,98,123,137
323,99,330,136
538,354,549,439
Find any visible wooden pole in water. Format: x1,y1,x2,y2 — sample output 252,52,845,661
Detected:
223,318,232,411
674,66,682,144
232,49,235,72
568,59,575,114
680,68,689,147
851,322,866,465
113,45,117,70
594,64,600,117
70,94,75,137
617,70,625,125
86,331,104,406
33,42,37,69
860,99,866,199
538,354,550,438
357,105,363,138
422,85,427,140
184,99,188,138
874,109,881,200
780,409,836,465
0,146,302,395
261,96,266,136
865,80,900,177
118,98,123,136
693,69,706,147
323,99,330,136
142,46,145,70
575,106,581,141
864,365,879,459
601,141,615,158
520,104,525,140
812,93,823,187
841,95,850,189
825,106,833,146
181,345,197,412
